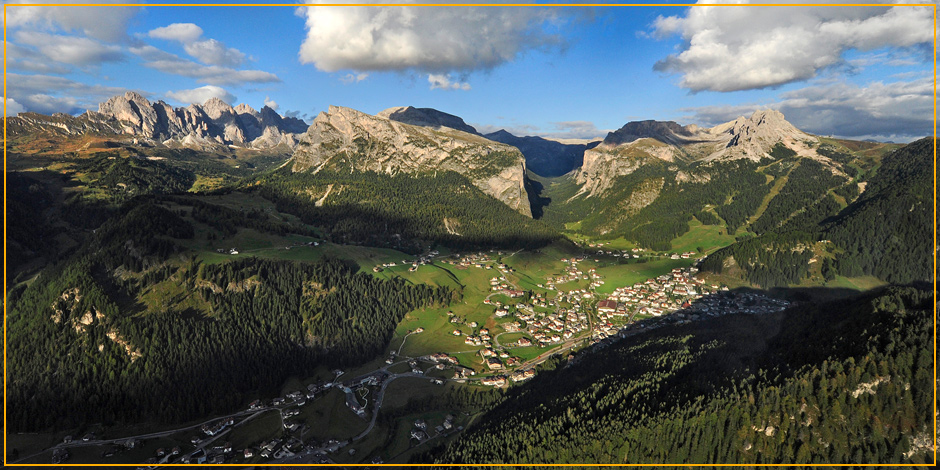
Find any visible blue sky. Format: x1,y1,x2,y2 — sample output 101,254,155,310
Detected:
2,1,935,142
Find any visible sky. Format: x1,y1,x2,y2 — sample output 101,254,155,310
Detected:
1,0,935,143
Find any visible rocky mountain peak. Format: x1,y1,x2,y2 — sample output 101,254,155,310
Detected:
576,109,819,197
202,97,235,119
707,109,815,161
77,93,309,150
378,105,480,135
293,105,531,216
234,103,258,116
603,120,696,146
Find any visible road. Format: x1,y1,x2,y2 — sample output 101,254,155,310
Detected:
18,249,607,464
11,406,275,464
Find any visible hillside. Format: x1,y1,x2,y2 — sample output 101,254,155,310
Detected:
575,110,819,196
425,285,934,465
291,105,532,216
701,137,933,287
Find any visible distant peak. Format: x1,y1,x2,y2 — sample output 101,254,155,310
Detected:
378,105,479,135
124,91,149,104
487,129,515,138
603,120,693,146
234,103,257,115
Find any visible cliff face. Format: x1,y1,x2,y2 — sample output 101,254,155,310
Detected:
95,92,309,150
292,105,532,216
576,110,819,196
6,92,308,151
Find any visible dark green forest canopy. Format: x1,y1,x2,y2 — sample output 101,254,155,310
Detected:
701,137,934,286
254,168,560,253
6,203,452,430
425,286,933,465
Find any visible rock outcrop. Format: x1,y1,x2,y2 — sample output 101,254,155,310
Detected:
6,91,308,151
379,106,480,135
292,105,531,216
576,110,819,196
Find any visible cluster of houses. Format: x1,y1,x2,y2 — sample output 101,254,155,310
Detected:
200,418,235,437
603,267,713,318
539,256,598,290
373,250,441,272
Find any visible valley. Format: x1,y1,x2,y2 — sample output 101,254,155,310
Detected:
3,95,933,466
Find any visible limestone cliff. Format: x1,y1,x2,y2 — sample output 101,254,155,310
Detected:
6,92,308,151
292,105,532,216
576,110,819,196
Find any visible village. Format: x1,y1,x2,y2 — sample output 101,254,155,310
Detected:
39,244,792,466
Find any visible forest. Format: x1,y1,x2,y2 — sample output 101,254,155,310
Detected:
5,198,452,429
540,159,769,250
424,286,934,465
700,137,933,287
254,168,561,253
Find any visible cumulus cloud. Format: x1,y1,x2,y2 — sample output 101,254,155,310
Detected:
6,0,141,42
148,23,203,43
6,73,129,114
148,22,247,66
428,74,471,91
129,47,279,86
650,1,933,92
4,41,72,74
4,97,27,116
166,86,237,105
340,73,369,84
296,1,567,73
14,31,124,66
183,39,247,67
683,77,933,142
263,96,279,110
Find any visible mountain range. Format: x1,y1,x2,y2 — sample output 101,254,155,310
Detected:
4,92,932,466
7,91,308,151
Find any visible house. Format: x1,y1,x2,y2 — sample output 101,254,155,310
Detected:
597,300,618,313
486,357,503,370
481,376,506,386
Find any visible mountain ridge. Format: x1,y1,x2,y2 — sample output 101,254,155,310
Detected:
291,104,533,216
6,91,308,151
576,109,819,196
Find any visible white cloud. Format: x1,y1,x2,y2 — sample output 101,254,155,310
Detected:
4,97,27,116
6,0,141,42
6,73,129,114
166,86,237,105
263,96,279,111
650,1,934,92
129,47,279,86
148,22,247,66
296,1,567,73
284,110,314,123
682,77,933,142
428,74,471,91
183,39,247,67
4,41,72,74
148,23,204,43
547,121,608,140
14,31,123,66
340,73,369,84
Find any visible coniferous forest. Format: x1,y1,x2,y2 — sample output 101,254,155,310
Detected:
6,200,452,429
423,286,934,465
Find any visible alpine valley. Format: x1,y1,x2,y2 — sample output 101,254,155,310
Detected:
4,93,934,466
